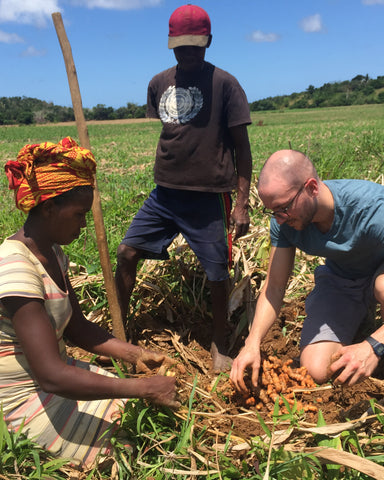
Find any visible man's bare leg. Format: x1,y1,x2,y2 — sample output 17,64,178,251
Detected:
115,244,142,328
209,278,233,372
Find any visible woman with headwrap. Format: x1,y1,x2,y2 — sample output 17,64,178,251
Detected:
0,137,178,467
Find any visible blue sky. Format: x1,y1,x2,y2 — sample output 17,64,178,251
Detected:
1,0,383,109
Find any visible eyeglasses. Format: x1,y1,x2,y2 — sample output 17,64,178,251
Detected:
263,183,307,218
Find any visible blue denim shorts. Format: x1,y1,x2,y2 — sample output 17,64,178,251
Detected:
301,264,380,348
120,186,232,282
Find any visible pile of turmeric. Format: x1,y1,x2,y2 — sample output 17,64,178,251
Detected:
242,355,320,415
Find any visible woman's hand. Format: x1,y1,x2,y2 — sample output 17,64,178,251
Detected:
134,347,175,374
142,375,180,409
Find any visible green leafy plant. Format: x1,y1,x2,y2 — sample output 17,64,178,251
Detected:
0,406,68,479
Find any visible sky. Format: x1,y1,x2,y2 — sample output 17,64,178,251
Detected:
1,0,383,109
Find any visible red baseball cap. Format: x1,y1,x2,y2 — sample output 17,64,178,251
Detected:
168,4,211,49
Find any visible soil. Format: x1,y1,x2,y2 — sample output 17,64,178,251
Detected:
68,294,384,442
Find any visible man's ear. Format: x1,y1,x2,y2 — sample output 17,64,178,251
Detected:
307,178,319,196
206,34,212,48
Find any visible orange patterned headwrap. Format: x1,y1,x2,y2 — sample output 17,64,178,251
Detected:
5,137,96,213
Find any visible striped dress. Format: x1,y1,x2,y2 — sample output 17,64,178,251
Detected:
0,239,125,466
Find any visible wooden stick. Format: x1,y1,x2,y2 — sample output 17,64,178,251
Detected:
52,12,126,342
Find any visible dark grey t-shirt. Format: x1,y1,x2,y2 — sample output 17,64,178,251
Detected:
147,61,251,192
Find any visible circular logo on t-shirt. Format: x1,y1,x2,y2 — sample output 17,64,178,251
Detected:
158,86,203,124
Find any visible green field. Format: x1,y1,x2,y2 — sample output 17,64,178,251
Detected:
1,103,383,272
1,104,384,479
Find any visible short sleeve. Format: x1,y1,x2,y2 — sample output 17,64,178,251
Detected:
0,253,45,300
269,218,294,248
223,76,252,129
146,79,160,119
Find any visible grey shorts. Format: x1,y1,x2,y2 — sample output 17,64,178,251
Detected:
300,264,383,348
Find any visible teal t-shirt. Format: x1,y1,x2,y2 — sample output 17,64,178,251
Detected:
270,179,384,279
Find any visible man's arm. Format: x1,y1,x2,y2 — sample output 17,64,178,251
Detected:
230,246,296,393
229,124,252,240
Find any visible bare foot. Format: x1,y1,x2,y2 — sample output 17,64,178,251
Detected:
210,342,233,372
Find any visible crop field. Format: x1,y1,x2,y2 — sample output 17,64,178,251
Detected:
1,104,383,267
1,104,384,479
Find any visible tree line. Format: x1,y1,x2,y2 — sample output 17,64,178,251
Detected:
0,99,146,126
250,74,384,111
1,74,383,125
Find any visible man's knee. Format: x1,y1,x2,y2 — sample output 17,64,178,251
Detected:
300,342,341,384
117,244,141,268
374,272,384,305
208,278,229,288
300,357,329,384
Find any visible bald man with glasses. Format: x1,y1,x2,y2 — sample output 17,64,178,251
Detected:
231,149,384,393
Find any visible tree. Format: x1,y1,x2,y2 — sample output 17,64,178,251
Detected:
306,85,315,95
289,98,309,109
91,104,115,121
250,98,276,111
16,111,33,125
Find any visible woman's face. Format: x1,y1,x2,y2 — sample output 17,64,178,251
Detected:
48,188,93,245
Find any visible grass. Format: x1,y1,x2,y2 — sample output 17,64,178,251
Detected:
1,103,384,264
1,104,384,478
0,406,68,479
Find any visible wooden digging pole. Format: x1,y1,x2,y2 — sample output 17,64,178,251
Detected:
52,12,126,342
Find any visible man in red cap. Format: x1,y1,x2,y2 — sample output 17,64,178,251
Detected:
116,4,252,372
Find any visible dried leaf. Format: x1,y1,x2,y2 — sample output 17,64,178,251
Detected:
301,447,384,479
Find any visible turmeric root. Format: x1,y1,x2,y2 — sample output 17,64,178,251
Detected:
238,355,320,415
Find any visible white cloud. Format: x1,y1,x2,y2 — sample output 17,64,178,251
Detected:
249,30,280,43
20,45,47,57
299,13,324,33
69,0,162,9
0,29,23,43
0,0,61,26
362,0,384,4
0,0,160,28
